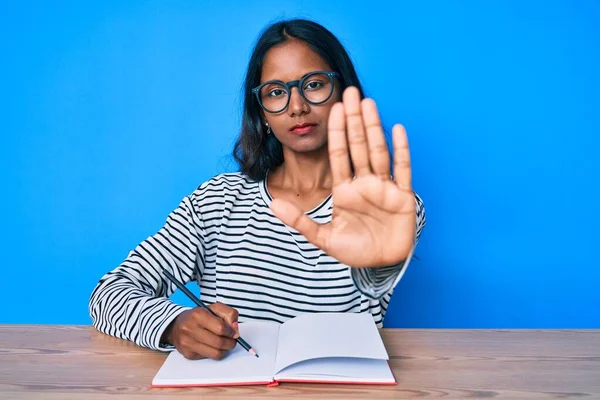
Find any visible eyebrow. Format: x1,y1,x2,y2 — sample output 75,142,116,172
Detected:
260,70,329,84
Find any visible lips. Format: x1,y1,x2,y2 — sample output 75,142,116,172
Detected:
290,123,317,135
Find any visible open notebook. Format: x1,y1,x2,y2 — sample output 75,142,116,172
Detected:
151,312,395,387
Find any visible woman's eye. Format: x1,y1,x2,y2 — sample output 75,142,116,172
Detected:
268,89,286,97
304,81,323,90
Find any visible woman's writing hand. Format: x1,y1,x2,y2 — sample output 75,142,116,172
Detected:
161,302,240,360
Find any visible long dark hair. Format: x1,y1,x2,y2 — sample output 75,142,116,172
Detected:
232,19,366,181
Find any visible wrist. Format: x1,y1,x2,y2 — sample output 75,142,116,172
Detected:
160,319,177,346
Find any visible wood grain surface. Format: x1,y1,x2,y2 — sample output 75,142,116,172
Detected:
1,325,598,399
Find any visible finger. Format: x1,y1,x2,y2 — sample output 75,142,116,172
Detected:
183,339,229,361
194,307,236,338
209,302,240,339
179,348,205,360
191,327,237,352
361,98,391,180
176,333,208,360
343,87,371,177
270,198,331,251
392,124,412,191
328,102,352,185
182,314,237,352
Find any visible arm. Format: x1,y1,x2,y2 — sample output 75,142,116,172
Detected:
88,194,204,351
350,192,426,299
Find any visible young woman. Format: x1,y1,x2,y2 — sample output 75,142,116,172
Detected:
89,18,426,361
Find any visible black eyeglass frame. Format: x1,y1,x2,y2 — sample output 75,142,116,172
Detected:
251,71,340,113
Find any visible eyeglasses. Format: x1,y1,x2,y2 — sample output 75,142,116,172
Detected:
252,71,340,113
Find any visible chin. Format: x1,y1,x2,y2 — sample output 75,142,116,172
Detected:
285,138,328,154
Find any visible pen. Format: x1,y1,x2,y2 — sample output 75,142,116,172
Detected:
162,269,259,358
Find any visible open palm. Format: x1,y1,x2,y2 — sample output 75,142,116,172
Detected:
270,87,416,268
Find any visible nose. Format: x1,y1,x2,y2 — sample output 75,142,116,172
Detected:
287,87,309,117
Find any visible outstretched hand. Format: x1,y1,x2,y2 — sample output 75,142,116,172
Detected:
270,87,416,268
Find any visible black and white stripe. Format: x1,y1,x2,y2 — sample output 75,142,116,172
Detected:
89,173,426,351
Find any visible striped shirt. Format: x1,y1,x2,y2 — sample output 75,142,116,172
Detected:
89,172,426,351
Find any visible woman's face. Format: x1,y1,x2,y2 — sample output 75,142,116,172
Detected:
259,39,341,154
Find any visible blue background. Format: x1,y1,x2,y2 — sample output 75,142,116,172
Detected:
1,0,599,328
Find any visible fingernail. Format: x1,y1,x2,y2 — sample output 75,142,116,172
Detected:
232,322,240,338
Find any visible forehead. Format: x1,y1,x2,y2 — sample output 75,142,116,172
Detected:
260,40,332,83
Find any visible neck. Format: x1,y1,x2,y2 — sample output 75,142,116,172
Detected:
270,146,332,193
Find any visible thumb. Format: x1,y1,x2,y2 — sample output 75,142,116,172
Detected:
231,321,240,339
270,198,329,251
209,302,239,339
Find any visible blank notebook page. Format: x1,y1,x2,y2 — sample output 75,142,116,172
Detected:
275,357,395,383
274,312,389,374
152,321,280,386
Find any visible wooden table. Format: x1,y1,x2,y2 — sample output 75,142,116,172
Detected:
1,325,598,399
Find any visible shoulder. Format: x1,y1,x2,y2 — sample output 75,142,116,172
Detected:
196,172,258,191
188,172,259,204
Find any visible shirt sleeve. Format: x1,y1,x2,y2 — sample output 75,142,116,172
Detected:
350,192,426,299
88,193,205,351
